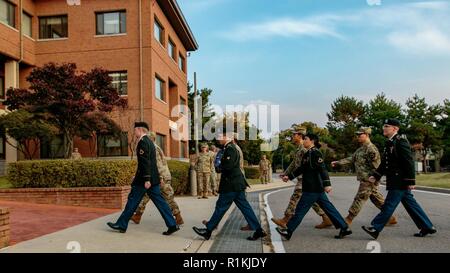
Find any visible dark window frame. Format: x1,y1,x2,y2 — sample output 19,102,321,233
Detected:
155,74,166,102
153,16,164,46
95,10,126,35
0,0,16,28
108,71,128,96
168,37,176,60
97,132,128,157
155,133,166,154
22,11,32,37
0,133,6,160
38,14,68,39
178,53,186,72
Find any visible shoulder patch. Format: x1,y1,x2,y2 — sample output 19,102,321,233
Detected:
318,157,324,164
139,149,145,155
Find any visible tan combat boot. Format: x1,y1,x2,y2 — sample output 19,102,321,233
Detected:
175,213,184,225
386,216,398,226
130,213,142,224
271,215,291,229
345,214,354,226
315,214,333,229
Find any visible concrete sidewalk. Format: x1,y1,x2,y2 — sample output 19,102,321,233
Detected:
0,178,293,253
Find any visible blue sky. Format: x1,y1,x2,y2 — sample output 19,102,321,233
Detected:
178,0,450,132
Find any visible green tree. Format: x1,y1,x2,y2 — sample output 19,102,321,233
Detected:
404,95,443,172
0,110,58,160
326,95,365,159
187,83,216,154
361,93,405,150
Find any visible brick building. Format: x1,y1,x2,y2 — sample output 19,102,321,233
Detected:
0,0,198,173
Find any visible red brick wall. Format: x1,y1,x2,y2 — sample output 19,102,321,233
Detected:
0,186,131,209
0,207,10,249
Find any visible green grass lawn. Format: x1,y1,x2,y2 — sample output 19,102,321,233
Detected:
0,176,13,189
416,173,450,189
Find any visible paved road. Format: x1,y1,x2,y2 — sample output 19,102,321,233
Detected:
266,176,450,253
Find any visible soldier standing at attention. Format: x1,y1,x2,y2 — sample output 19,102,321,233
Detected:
362,119,437,239
259,155,271,184
195,143,214,199
276,133,352,240
272,127,332,229
130,132,184,226
107,122,178,235
332,127,397,226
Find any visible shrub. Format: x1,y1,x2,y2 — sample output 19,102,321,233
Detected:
244,166,261,179
7,159,191,194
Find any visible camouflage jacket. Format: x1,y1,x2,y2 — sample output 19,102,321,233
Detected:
284,144,307,177
195,152,214,173
155,144,172,182
337,141,380,182
259,159,271,171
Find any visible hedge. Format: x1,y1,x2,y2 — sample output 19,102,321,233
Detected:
244,166,261,179
7,159,191,194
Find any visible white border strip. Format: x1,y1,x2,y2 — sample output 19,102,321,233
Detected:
378,184,450,197
263,188,290,254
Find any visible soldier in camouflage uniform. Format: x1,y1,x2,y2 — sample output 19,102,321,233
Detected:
271,127,332,229
332,127,397,226
130,132,184,225
259,155,271,184
209,145,219,196
195,143,215,199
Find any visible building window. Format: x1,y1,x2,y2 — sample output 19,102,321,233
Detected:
180,96,186,115
40,135,66,159
155,133,166,154
168,38,176,60
154,18,164,45
22,12,32,37
0,0,15,28
39,15,68,39
0,76,4,99
155,75,165,101
98,132,128,157
180,141,186,158
96,11,126,35
109,71,127,96
179,54,185,72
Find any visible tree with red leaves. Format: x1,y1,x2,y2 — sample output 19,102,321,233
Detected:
4,62,127,158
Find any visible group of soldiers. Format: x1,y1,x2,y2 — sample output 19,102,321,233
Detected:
273,119,437,241
107,119,437,243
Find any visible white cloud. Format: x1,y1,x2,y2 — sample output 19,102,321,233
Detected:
220,17,345,42
219,1,450,56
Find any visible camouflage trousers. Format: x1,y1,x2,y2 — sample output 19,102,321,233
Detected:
136,181,180,216
197,172,211,196
260,170,270,184
210,171,218,194
285,178,325,217
348,181,385,219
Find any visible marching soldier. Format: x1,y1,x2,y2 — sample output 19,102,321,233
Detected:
130,132,184,226
276,133,352,240
272,127,332,229
107,122,178,235
195,143,214,199
362,119,436,239
193,132,267,241
332,127,397,226
259,155,271,184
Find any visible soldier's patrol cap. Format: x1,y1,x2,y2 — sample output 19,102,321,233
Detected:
356,127,372,135
292,126,307,135
384,118,401,127
134,121,149,130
